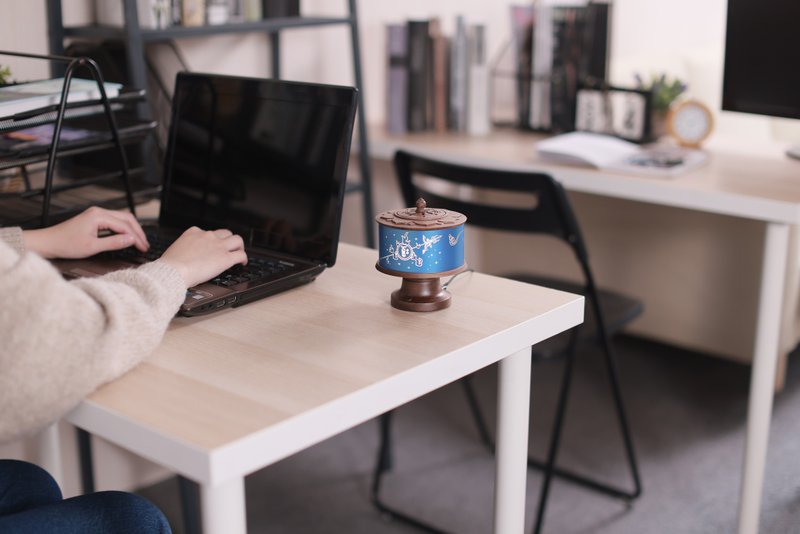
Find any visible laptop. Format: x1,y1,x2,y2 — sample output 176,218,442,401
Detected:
56,71,358,316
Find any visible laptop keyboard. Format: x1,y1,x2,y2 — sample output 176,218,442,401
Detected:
104,233,290,287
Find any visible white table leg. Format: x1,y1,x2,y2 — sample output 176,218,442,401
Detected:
493,347,532,534
36,423,63,489
737,222,790,534
201,477,247,534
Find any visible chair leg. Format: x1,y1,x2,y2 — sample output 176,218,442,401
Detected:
76,428,95,494
598,338,643,500
178,475,202,534
533,335,578,534
461,335,641,501
370,411,447,533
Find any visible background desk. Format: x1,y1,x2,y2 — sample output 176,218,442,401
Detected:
52,243,583,533
355,128,800,534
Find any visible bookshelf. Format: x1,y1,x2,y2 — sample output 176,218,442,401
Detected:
0,51,157,228
45,0,376,247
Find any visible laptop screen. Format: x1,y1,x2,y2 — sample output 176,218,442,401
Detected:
160,72,357,267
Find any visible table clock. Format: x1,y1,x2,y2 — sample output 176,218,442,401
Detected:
376,198,467,311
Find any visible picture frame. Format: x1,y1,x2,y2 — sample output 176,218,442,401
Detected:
575,85,653,143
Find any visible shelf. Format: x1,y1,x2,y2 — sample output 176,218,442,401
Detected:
0,89,146,131
0,113,156,170
0,174,158,228
47,0,376,246
63,16,353,41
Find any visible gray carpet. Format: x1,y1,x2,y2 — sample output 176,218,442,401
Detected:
138,337,800,533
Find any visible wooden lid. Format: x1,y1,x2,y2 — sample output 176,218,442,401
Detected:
376,198,467,230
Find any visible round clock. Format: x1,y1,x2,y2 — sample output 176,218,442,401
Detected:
667,99,714,148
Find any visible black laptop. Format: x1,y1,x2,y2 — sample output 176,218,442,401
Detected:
57,71,358,316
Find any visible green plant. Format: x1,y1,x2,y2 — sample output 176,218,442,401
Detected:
635,72,687,112
0,65,11,85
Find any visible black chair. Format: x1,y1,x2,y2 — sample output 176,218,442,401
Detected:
371,150,643,534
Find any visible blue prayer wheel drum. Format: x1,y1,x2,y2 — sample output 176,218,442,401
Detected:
376,198,467,312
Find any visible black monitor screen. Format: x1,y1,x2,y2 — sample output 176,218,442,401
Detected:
160,72,357,266
722,0,800,119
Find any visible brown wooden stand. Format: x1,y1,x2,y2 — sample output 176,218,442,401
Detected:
391,277,450,312
376,263,467,312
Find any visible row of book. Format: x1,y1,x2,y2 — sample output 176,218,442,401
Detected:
386,17,491,136
505,2,610,133
96,0,299,30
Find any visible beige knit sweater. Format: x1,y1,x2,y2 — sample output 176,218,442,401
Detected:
0,227,187,444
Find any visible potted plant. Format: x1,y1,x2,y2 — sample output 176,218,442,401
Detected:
635,72,687,139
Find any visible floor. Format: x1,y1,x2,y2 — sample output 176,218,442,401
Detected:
138,336,800,534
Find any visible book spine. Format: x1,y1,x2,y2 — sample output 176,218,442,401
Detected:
263,0,300,18
449,15,469,132
467,24,490,136
386,24,409,134
584,3,610,83
530,5,553,130
182,0,205,26
509,5,534,128
429,18,449,134
407,20,431,132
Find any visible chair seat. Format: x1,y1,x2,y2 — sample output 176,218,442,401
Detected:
503,273,643,361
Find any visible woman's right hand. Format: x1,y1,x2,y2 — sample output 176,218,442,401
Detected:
159,227,247,288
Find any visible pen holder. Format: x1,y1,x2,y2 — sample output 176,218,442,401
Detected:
376,198,467,312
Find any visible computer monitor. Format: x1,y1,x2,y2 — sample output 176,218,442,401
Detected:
722,0,800,158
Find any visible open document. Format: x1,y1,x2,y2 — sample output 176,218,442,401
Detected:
537,132,709,177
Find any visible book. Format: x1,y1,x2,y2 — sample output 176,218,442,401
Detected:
407,20,431,132
386,24,409,134
509,5,534,127
466,24,490,136
449,15,469,132
182,0,205,26
429,18,449,133
0,78,123,118
530,4,553,130
536,132,709,178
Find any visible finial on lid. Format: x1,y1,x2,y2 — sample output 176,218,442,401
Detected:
415,198,427,214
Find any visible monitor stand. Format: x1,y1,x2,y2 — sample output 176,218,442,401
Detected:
787,145,800,161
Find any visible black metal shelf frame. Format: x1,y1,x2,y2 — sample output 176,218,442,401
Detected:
0,50,138,227
46,0,376,247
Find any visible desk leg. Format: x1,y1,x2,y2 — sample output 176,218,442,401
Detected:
493,348,532,534
36,423,63,489
737,222,790,534
201,477,246,534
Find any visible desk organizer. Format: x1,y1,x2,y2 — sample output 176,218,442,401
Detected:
376,198,466,311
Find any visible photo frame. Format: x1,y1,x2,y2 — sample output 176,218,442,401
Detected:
575,85,653,143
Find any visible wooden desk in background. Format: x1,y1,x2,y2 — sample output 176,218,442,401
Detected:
365,127,800,534
45,243,583,534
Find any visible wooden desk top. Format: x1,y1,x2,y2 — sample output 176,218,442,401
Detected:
368,128,800,224
67,243,583,484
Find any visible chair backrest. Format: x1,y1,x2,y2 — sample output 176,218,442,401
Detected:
393,150,591,264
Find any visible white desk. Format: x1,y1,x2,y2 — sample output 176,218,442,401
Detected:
367,128,800,534
51,243,583,533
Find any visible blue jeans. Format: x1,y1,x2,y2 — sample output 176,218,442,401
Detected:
0,459,172,533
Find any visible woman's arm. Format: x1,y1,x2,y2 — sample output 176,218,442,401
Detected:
0,209,246,444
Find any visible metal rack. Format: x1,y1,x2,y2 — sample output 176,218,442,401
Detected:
0,50,155,228
46,0,376,247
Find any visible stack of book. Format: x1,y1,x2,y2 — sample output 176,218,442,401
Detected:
505,2,610,133
386,16,490,136
95,0,300,29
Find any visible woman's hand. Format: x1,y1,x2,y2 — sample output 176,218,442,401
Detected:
23,206,149,259
159,227,248,288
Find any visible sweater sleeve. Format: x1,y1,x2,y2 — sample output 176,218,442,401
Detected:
0,239,187,444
